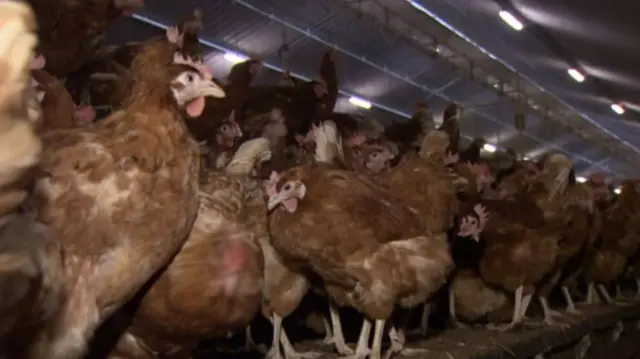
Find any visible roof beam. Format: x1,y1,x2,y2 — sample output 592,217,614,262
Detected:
230,0,617,175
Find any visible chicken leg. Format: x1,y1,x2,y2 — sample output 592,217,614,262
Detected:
321,315,333,344
597,284,614,304
338,318,372,359
266,314,285,359
488,285,531,331
561,286,579,314
586,282,598,304
538,296,567,327
266,313,322,359
370,319,385,359
244,325,257,351
406,302,431,335
324,303,354,355
448,290,467,328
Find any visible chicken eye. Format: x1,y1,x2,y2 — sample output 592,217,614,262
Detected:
186,73,194,82
283,183,292,191
220,124,229,133
371,152,379,159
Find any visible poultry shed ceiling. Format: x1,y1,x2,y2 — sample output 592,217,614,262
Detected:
103,0,640,181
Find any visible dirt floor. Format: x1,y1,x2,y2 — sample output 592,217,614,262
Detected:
196,302,640,359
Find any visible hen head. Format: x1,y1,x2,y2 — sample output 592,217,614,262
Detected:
265,170,306,213
292,127,316,164
457,204,490,242
214,111,243,149
169,54,225,118
346,134,394,172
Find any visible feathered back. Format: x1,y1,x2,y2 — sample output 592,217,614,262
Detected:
419,130,450,161
226,137,271,176
530,153,572,204
313,120,343,165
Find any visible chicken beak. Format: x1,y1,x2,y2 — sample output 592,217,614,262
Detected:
472,232,481,242
200,80,226,99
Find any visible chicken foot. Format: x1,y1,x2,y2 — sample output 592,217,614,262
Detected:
266,313,322,359
487,285,531,331
596,284,614,304
586,282,599,304
448,290,467,328
338,318,372,359
324,303,354,355
538,297,568,327
321,315,334,344
406,302,431,335
244,325,258,351
383,326,428,359
561,286,580,314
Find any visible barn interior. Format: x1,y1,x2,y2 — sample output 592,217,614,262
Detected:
1,0,640,358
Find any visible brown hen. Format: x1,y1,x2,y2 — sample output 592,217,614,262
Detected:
12,38,225,359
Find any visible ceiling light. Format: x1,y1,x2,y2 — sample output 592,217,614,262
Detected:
348,96,372,110
611,103,625,115
614,187,621,194
576,176,586,183
498,10,524,31
523,156,530,160
567,68,585,83
223,52,249,64
482,143,497,153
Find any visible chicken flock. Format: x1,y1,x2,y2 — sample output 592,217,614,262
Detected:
1,2,639,359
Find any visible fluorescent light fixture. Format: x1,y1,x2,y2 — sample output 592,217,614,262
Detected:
223,52,249,64
576,176,586,183
348,96,372,110
567,68,585,83
614,187,621,194
498,10,524,31
611,103,625,115
482,143,497,153
523,156,530,160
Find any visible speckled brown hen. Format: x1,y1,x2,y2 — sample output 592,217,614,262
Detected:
29,0,144,78
583,180,640,304
106,138,270,359
11,39,226,359
266,143,454,359
477,153,572,331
